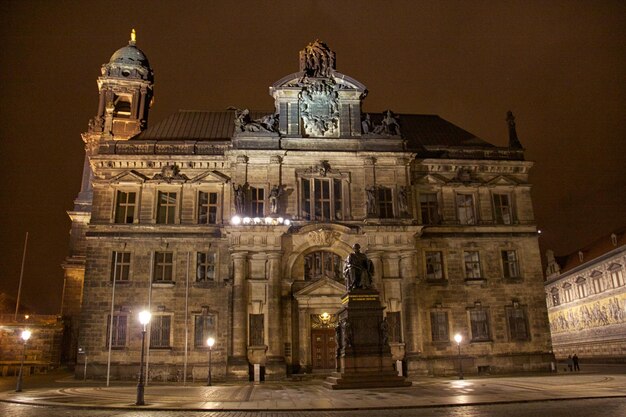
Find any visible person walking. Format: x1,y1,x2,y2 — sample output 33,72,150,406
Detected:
567,355,574,372
573,353,580,371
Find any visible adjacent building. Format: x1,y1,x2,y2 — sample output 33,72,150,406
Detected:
545,228,626,362
63,33,553,381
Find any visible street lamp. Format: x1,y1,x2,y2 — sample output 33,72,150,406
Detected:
454,333,464,380
207,337,215,386
136,310,151,406
15,329,31,392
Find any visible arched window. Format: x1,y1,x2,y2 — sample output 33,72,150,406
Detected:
304,251,343,282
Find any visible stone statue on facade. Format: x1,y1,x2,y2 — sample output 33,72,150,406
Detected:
233,183,246,214
299,39,336,78
269,185,283,214
343,243,374,291
398,186,409,216
230,107,278,134
361,113,372,134
373,110,401,136
366,187,376,215
380,317,389,346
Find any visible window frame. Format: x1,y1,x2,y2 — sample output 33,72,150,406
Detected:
456,192,476,225
492,192,513,225
197,190,219,225
610,268,625,288
111,251,131,282
468,307,491,342
249,186,265,217
196,251,216,282
149,314,172,349
463,250,482,280
430,310,450,342
304,251,343,282
425,251,445,281
153,251,174,283
300,176,345,221
419,192,440,225
377,186,394,219
106,314,128,348
501,250,521,279
506,304,530,341
156,190,178,224
114,189,138,224
194,313,217,349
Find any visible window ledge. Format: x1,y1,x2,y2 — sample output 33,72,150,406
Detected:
426,279,448,286
149,346,172,350
470,339,493,344
465,278,486,285
503,277,523,283
152,281,175,288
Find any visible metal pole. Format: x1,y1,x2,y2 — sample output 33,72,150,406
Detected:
14,232,29,321
458,343,464,380
136,327,147,405
145,252,153,386
83,355,87,381
15,340,27,392
207,346,212,386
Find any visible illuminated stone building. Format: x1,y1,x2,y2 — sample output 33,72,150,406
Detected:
65,33,553,381
545,228,626,362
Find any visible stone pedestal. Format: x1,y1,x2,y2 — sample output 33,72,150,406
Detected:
323,289,410,389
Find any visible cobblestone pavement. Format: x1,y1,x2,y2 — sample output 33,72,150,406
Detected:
1,397,626,417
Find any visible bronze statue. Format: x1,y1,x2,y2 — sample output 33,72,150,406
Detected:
343,243,374,291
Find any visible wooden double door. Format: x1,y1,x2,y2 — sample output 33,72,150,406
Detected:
311,328,336,370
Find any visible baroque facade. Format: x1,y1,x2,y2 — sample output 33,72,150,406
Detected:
63,34,553,381
545,229,626,362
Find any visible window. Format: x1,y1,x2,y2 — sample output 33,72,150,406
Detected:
157,191,177,224
301,178,343,221
492,193,513,225
114,191,136,224
501,250,520,278
113,94,131,118
551,288,560,306
194,314,216,348
563,283,573,303
106,314,127,348
196,252,216,282
506,305,529,341
198,191,218,224
576,278,588,298
456,193,476,225
304,251,343,281
111,251,131,281
430,311,449,342
150,315,171,348
250,187,265,217
153,252,173,282
463,251,481,279
386,312,402,343
425,251,444,280
377,187,393,219
419,193,440,225
469,308,490,342
249,314,264,346
610,268,624,288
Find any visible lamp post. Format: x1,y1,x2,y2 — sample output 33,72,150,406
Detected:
207,337,215,386
15,329,31,392
136,310,151,406
454,333,463,380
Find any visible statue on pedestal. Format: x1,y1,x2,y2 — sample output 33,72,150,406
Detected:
343,244,374,291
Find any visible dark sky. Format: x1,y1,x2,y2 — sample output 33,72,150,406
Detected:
1,1,625,314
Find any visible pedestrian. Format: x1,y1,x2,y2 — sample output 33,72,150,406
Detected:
567,355,574,371
573,353,580,371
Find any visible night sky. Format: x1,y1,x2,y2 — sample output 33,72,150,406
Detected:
1,1,624,314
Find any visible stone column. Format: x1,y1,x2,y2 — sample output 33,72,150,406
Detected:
368,251,383,292
400,251,420,357
265,252,285,378
231,252,248,361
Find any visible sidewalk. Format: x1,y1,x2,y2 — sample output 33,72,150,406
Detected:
1,369,625,411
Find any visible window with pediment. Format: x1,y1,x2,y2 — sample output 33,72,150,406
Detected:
198,191,219,224
419,192,440,225
550,287,560,306
430,310,449,342
506,303,530,341
469,305,491,342
562,283,573,303
114,190,137,224
301,177,344,221
609,265,624,288
576,277,588,298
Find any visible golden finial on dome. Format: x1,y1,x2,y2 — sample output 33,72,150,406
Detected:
130,28,136,44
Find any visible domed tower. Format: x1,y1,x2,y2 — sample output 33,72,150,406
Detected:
89,29,154,140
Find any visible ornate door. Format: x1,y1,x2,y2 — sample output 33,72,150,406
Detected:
311,328,336,369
